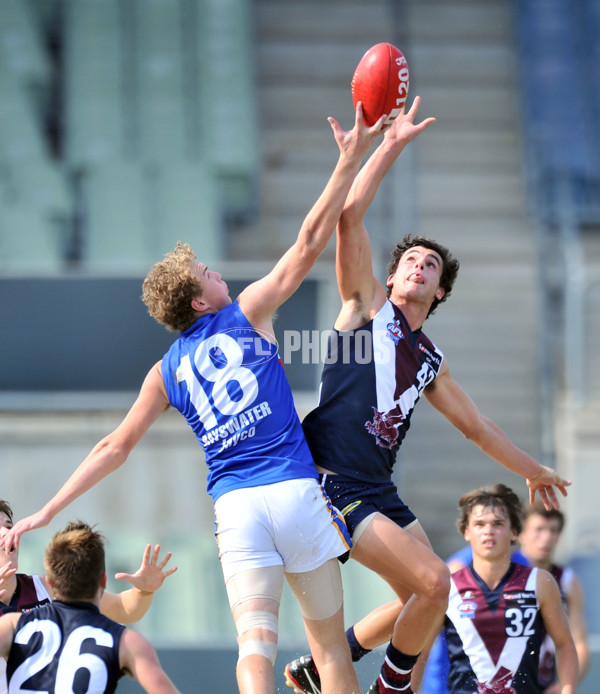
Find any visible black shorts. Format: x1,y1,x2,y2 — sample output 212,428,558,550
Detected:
320,473,417,538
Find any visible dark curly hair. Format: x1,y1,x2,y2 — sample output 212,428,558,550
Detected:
0,500,13,524
386,234,460,318
456,483,523,536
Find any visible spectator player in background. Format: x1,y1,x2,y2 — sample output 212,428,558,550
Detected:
421,501,590,693
519,503,589,692
0,521,180,694
283,99,571,694
0,100,417,694
439,484,577,693
0,498,176,694
420,502,589,693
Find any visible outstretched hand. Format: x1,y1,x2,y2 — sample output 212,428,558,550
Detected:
327,101,389,164
383,95,436,149
2,509,52,554
114,544,178,594
526,466,571,510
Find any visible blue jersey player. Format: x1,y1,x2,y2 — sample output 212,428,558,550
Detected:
283,101,572,694
0,521,179,694
2,101,401,694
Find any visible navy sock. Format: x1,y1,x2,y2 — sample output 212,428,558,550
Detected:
376,642,418,693
346,625,372,662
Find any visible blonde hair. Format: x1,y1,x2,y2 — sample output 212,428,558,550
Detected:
142,242,202,332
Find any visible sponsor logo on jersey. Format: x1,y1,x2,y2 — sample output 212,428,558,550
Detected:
198,327,278,367
503,590,535,604
418,343,442,366
386,319,404,344
19,598,51,613
200,401,273,449
458,601,477,618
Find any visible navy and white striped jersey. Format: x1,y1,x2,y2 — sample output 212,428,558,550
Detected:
303,300,443,482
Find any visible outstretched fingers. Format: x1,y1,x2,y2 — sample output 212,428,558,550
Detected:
527,465,571,510
2,511,51,554
404,95,436,133
114,543,178,590
405,95,421,119
328,101,387,162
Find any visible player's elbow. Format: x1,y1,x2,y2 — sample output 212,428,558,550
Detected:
92,436,132,471
338,201,362,234
457,413,496,448
459,422,486,447
576,642,591,677
295,228,329,266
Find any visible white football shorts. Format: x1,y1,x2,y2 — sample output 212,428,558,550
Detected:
214,478,351,583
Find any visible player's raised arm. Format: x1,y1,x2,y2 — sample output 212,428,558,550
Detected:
100,544,178,624
238,103,385,334
3,363,170,552
336,97,436,322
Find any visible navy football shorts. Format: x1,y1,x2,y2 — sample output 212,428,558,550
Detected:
319,473,417,538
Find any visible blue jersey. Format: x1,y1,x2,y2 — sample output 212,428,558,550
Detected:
162,300,318,501
7,601,124,694
446,563,544,694
303,300,443,482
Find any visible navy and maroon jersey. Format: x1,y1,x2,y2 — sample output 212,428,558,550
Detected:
0,574,52,694
445,563,544,694
303,300,443,482
0,574,51,615
7,600,125,694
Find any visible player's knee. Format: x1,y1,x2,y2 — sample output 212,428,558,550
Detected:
236,610,278,665
286,558,344,621
238,637,278,665
421,562,451,608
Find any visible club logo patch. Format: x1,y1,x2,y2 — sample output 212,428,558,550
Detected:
458,601,477,618
386,319,404,344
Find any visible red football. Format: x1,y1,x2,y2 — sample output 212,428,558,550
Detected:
351,43,410,127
